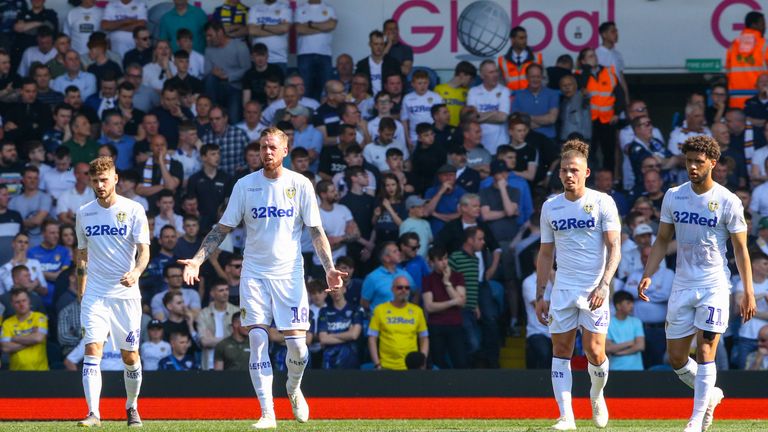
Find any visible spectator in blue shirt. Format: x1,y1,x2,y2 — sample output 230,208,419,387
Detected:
289,105,322,173
423,164,466,235
511,63,559,139
606,291,645,371
27,219,71,308
360,241,415,315
158,331,200,371
398,232,430,302
481,148,533,225
318,283,364,369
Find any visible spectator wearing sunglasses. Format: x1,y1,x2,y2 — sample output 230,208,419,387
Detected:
367,275,428,370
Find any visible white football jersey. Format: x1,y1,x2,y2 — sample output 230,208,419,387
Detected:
467,83,510,154
367,116,407,152
248,0,293,63
64,6,104,55
660,182,746,291
220,169,322,279
401,91,443,142
76,195,150,299
540,188,621,292
102,0,148,58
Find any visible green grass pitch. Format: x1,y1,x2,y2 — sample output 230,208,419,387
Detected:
2,419,767,431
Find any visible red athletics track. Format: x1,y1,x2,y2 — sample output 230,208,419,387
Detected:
1,397,766,420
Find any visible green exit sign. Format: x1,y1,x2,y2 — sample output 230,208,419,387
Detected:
686,58,722,72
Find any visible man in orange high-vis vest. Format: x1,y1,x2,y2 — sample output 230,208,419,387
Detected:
497,26,542,93
726,11,768,108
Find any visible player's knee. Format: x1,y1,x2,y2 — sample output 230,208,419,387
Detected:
84,342,103,357
121,350,139,365
702,331,718,342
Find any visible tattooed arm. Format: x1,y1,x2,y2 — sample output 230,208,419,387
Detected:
76,248,88,302
589,230,621,311
179,224,234,285
309,225,348,291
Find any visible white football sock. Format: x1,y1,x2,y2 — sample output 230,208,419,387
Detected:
588,359,609,399
124,361,142,410
674,357,698,389
82,355,102,418
285,336,309,395
691,361,716,423
551,357,574,420
249,327,274,417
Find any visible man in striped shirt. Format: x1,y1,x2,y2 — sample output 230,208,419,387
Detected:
448,226,484,363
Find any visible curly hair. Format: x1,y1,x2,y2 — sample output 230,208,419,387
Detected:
681,135,720,161
88,156,115,176
561,139,590,161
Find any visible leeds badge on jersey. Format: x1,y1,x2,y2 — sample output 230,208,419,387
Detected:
708,201,719,212
116,211,127,223
285,187,296,199
583,203,594,214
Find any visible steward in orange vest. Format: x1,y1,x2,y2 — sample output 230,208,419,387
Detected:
497,26,542,92
726,11,768,108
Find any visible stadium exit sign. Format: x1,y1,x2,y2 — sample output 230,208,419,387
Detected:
685,58,722,72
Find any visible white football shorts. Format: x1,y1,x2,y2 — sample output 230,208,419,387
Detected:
80,295,142,352
666,287,729,339
548,289,610,335
240,276,310,331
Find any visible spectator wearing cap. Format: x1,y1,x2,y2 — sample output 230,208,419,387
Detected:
140,319,172,371
445,145,480,194
368,275,428,370
620,245,673,368
197,281,239,370
617,223,667,281
399,195,432,259
482,147,534,226
423,163,467,235
290,105,323,173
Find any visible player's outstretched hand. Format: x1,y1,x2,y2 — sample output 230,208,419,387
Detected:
534,298,549,326
325,268,348,292
120,270,140,287
588,283,609,311
741,293,757,323
637,276,652,302
178,259,201,285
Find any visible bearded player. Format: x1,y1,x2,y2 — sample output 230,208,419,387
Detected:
638,135,756,432
535,140,621,430
76,157,150,427
179,127,344,429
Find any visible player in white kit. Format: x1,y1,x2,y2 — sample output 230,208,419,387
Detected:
638,136,756,432
536,140,621,430
179,127,344,430
75,157,151,427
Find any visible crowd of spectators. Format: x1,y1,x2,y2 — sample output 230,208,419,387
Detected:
0,1,767,373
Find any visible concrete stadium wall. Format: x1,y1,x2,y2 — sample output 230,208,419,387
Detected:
0,370,766,420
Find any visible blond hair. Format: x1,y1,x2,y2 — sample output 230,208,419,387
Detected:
88,156,115,176
561,139,590,161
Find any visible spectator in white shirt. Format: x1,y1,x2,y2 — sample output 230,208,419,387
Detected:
247,0,292,72
101,0,148,59
63,0,103,56
18,26,57,77
56,162,95,226
294,0,337,101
